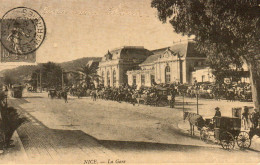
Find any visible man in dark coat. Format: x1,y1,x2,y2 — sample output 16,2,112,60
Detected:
251,108,260,128
214,107,221,117
170,89,176,108
242,106,249,130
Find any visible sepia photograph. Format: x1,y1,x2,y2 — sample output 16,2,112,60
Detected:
0,0,259,164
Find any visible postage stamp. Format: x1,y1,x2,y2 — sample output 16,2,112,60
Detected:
1,7,46,62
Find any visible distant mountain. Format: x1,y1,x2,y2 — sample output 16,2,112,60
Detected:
59,57,102,71
0,57,102,81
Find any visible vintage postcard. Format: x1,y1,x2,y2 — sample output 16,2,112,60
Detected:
0,0,259,164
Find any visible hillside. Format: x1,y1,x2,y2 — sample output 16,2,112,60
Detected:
0,57,102,81
59,57,101,71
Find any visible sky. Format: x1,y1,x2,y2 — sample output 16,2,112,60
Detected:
0,0,187,70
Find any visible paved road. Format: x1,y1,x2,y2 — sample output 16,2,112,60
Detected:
8,91,260,163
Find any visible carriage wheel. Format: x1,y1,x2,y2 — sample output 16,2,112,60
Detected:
220,131,235,150
200,128,210,142
237,131,251,149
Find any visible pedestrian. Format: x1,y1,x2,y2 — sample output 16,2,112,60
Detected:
214,107,221,117
242,106,249,130
92,90,97,101
251,108,260,129
64,91,68,103
170,89,176,108
4,86,8,97
131,92,136,106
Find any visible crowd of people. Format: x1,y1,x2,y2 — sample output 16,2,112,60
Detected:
214,106,260,129
178,82,252,102
65,82,252,106
89,85,177,107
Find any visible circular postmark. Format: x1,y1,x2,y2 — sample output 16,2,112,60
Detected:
1,7,46,55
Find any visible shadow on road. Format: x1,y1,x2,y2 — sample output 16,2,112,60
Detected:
175,101,204,106
99,140,217,152
243,148,260,153
21,96,44,99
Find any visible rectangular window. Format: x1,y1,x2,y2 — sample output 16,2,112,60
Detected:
202,75,205,82
165,75,171,83
141,75,145,85
133,75,136,85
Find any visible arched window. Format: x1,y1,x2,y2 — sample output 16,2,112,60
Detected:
107,71,110,86
165,66,171,83
112,70,116,86
133,75,137,85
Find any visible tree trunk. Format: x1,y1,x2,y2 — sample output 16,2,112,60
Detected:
246,60,260,111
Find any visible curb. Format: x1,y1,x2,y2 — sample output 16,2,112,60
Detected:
13,130,28,160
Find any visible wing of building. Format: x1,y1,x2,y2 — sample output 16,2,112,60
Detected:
98,46,152,87
127,40,210,88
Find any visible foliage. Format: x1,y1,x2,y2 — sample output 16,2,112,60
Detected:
151,0,260,108
0,92,27,148
0,107,27,147
31,62,68,89
3,73,17,85
0,57,101,86
151,0,259,62
76,64,99,89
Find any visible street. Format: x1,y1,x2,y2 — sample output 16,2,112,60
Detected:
7,91,260,164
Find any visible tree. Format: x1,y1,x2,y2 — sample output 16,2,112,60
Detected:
151,0,260,109
3,73,18,86
31,62,67,89
31,69,40,90
76,64,99,89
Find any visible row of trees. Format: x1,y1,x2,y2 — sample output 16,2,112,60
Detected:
30,62,99,90
31,62,66,90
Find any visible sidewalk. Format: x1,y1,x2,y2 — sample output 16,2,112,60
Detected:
8,99,117,164
0,131,28,163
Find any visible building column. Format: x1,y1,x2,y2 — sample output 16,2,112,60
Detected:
110,67,113,87
183,60,187,83
104,67,107,87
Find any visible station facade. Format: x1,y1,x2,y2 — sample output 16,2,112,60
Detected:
98,41,239,88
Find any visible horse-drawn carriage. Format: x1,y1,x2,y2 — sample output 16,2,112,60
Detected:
200,116,251,150
48,88,68,102
184,110,252,150
135,86,168,106
48,89,57,99
239,90,252,102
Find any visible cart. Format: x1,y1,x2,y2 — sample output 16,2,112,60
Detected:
48,89,57,99
11,85,23,98
154,86,168,106
200,116,251,150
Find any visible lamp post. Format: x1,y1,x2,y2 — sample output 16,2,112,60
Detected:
4,87,8,107
40,69,42,93
182,88,185,114
36,72,38,92
62,69,64,90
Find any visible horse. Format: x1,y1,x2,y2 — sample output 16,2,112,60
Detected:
183,112,205,136
136,94,147,106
